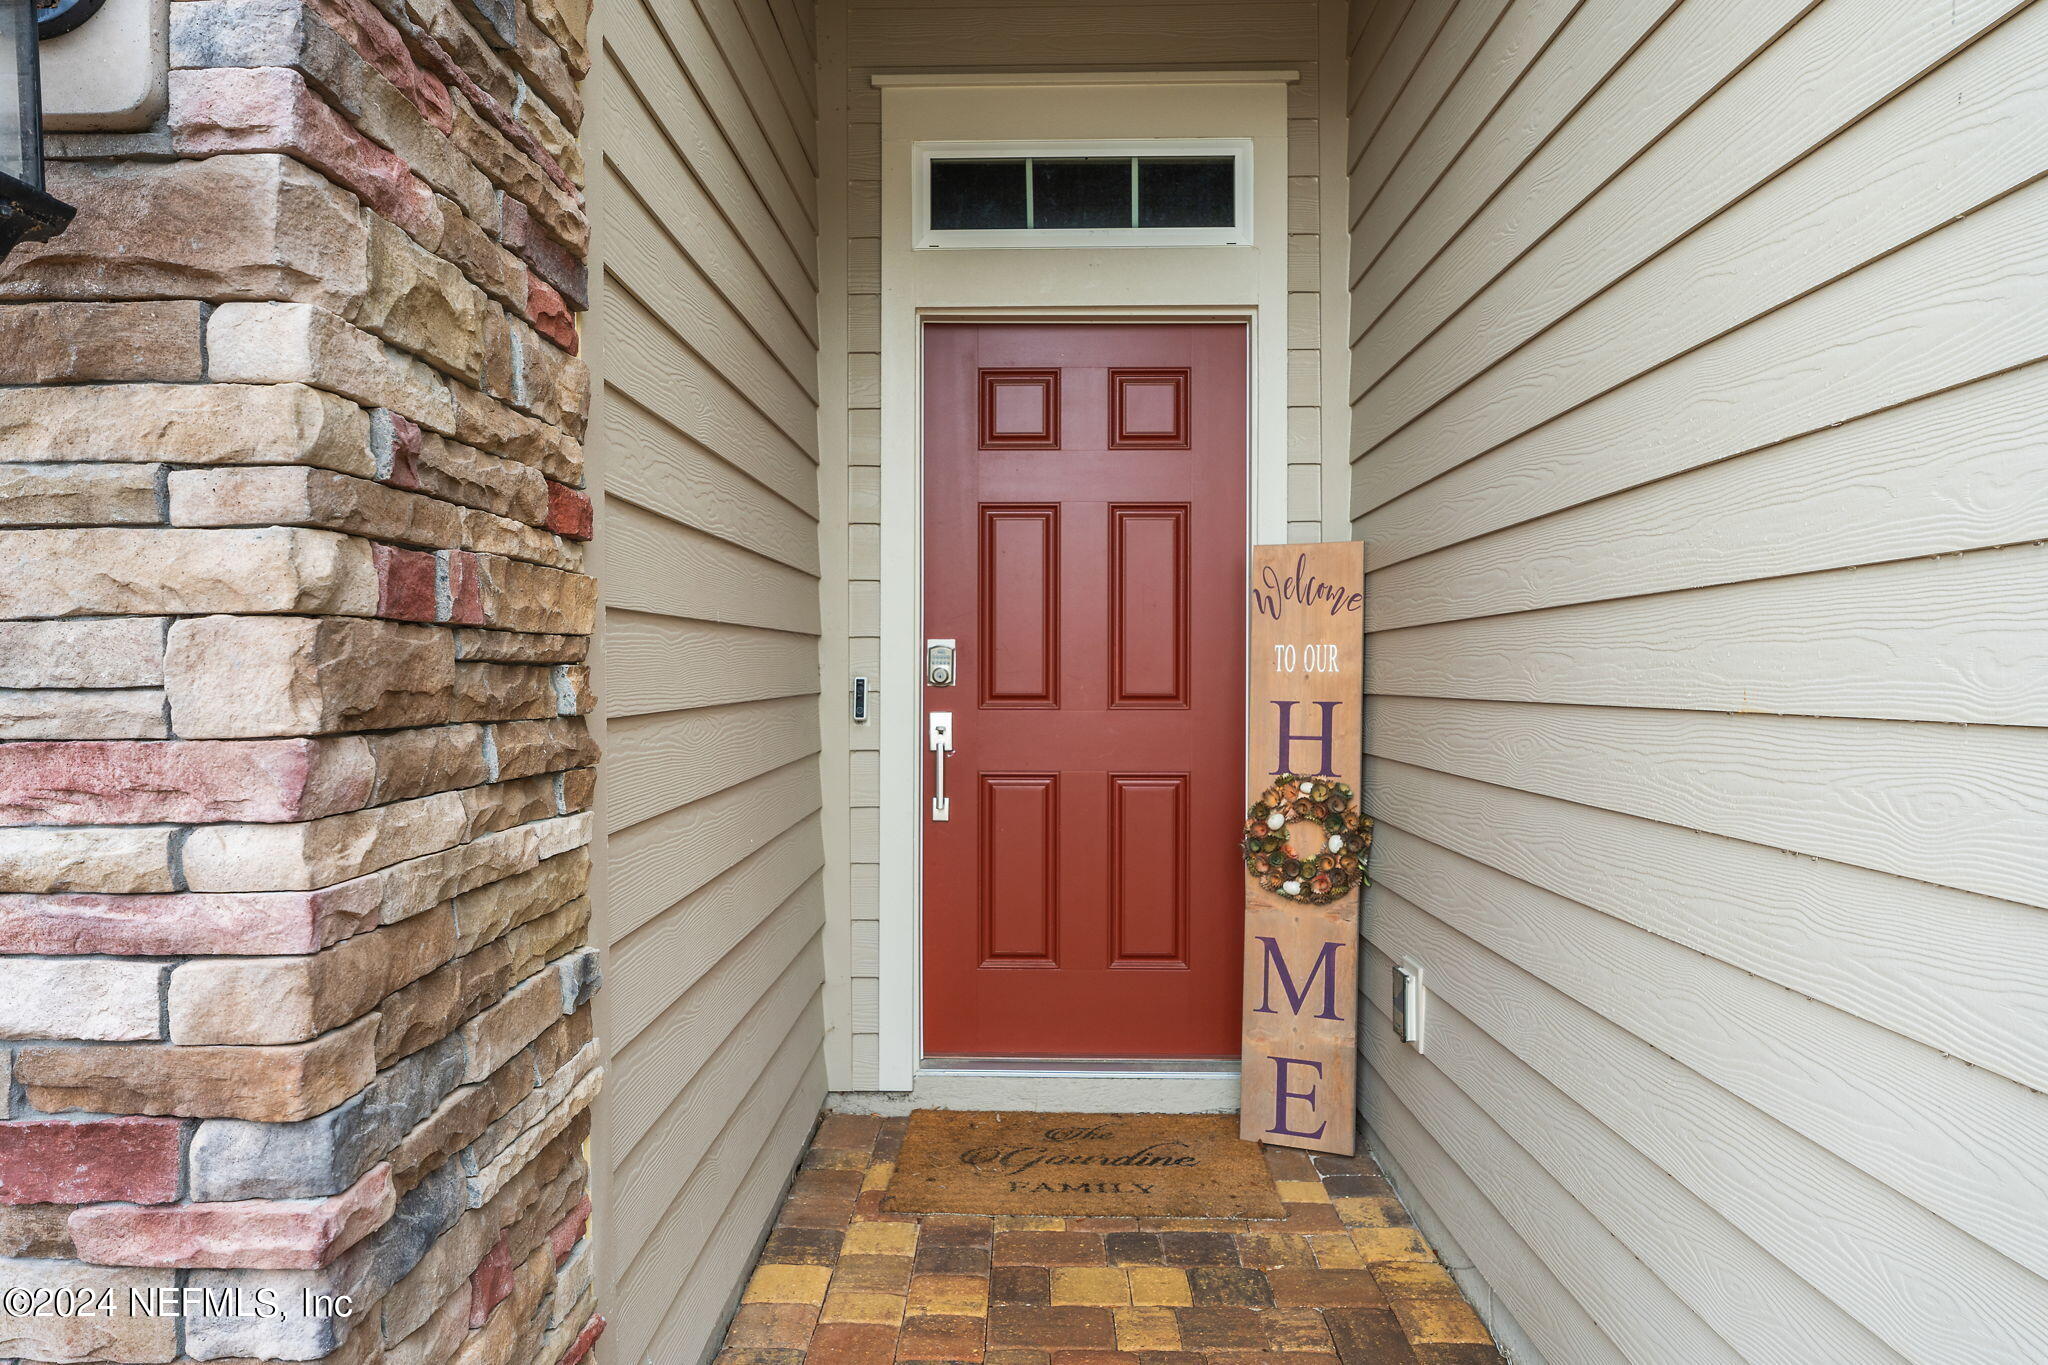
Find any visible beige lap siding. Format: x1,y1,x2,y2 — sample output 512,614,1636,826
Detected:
584,0,829,1358
819,0,1354,1088
0,0,603,1359
1347,0,2048,1361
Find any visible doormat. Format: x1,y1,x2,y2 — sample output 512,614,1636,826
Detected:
883,1110,1286,1218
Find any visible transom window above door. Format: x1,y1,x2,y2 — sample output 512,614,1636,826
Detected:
914,140,1253,249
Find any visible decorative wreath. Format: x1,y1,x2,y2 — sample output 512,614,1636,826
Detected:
1242,773,1372,904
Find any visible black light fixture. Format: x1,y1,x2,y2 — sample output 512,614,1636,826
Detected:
0,0,77,262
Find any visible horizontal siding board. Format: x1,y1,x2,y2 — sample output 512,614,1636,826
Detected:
769,0,815,70
1360,954,1905,1363
606,287,820,502
609,834,826,1044
1363,1068,1632,1365
599,172,820,427
1347,0,1456,162
598,102,819,366
1348,0,1425,102
605,892,823,1156
1365,362,2048,629
606,760,823,942
606,498,822,635
1368,757,2048,1094
1372,826,2048,1280
843,581,876,638
1287,118,1321,175
849,749,877,806
1367,695,2048,908
1289,175,1320,231
1351,0,1822,333
1355,181,2048,557
613,1040,825,1362
1345,0,1513,220
1354,9,2048,463
850,916,879,973
733,0,819,132
603,611,820,717
619,0,819,259
850,1033,879,1087
1347,0,1679,303
1357,0,2020,371
696,0,820,179
599,394,820,574
605,701,821,834
1288,348,1321,404
849,975,878,1031
848,3,1319,63
1366,884,2048,1361
604,8,818,291
1348,0,1577,253
1362,997,1754,1365
1366,542,2048,725
1289,233,1321,290
610,963,824,1256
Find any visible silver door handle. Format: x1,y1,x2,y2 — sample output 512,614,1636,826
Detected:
928,712,953,821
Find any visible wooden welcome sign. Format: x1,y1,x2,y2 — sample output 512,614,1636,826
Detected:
1239,542,1366,1154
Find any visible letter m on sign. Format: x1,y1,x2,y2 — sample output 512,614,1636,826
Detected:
1251,936,1345,1022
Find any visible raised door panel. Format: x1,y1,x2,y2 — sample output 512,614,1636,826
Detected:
1111,773,1190,967
980,505,1060,707
1111,504,1190,707
980,773,1059,964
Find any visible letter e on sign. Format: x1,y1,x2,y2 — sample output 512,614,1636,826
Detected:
1240,542,1364,1154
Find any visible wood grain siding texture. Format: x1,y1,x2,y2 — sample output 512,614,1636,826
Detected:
591,0,826,1358
823,0,1352,1086
1345,0,2048,1361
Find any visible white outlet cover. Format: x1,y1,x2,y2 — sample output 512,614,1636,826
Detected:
1393,959,1425,1051
42,0,170,132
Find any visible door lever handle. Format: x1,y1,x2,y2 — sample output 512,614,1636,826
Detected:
928,712,953,821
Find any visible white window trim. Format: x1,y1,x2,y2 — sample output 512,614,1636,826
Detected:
913,138,1255,250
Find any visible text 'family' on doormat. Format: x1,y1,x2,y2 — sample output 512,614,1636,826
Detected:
883,1110,1287,1218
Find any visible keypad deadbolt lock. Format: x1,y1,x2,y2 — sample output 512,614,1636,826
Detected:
926,639,956,687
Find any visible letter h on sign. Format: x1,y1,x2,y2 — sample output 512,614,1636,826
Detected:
1272,700,1340,777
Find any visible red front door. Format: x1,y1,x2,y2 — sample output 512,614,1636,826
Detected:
922,322,1248,1058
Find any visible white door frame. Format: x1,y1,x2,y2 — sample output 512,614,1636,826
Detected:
873,72,1298,1094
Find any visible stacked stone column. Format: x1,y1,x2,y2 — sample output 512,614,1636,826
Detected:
0,0,603,1360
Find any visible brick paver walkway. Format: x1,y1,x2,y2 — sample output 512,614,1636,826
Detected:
715,1113,1502,1363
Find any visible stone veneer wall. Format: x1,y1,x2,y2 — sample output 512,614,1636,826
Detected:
0,0,603,1360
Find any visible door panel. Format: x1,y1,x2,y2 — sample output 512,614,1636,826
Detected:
979,773,1059,964
923,322,1248,1058
1109,504,1189,706
980,506,1059,707
1110,773,1189,966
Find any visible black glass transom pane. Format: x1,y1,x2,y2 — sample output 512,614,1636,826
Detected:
1137,157,1235,228
1031,158,1134,229
931,159,1028,230
927,152,1240,234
